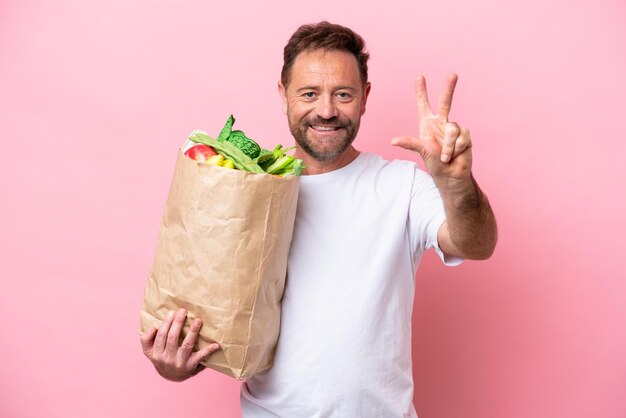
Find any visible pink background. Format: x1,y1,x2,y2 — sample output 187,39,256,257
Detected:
1,0,625,417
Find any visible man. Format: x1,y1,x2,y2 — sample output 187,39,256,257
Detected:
141,21,497,417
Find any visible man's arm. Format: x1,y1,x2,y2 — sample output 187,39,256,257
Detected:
436,174,497,260
392,74,497,260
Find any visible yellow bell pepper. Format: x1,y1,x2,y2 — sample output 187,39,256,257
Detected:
206,154,225,166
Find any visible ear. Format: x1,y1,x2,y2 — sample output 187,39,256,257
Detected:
278,82,288,114
360,82,372,116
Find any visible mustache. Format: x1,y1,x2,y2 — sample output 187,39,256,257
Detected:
305,116,351,128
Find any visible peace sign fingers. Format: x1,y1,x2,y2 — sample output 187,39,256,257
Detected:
437,73,458,121
416,73,458,121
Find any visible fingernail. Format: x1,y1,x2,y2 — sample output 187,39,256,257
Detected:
441,153,450,163
210,343,220,351
177,308,187,317
166,310,174,319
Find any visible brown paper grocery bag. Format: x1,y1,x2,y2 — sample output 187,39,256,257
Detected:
140,151,300,380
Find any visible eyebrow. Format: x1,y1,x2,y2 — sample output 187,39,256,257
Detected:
295,86,359,93
295,86,318,93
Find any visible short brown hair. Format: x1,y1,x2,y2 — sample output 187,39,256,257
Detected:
281,21,370,88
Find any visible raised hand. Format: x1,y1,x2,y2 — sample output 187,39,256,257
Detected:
391,73,472,184
391,73,497,260
140,308,220,382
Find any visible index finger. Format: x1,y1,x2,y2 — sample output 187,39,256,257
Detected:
437,73,458,120
153,310,175,354
415,75,432,118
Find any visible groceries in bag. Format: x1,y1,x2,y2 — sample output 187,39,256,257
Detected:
139,115,301,380
183,114,303,176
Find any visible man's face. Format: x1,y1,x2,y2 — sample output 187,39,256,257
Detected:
279,49,371,162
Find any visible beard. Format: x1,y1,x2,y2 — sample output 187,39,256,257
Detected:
288,114,360,162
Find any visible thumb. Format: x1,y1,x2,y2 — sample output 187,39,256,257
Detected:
390,136,424,153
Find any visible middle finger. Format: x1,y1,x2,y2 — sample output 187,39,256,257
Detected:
437,73,458,121
180,317,203,361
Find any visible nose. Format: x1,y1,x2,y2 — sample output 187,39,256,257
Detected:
314,94,338,120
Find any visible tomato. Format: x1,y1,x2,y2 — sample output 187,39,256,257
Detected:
184,144,217,162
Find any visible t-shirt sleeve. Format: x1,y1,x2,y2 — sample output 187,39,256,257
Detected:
408,167,464,267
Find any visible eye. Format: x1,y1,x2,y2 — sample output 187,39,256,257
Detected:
303,92,316,99
336,91,352,101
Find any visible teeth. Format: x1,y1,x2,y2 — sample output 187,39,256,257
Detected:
311,126,338,131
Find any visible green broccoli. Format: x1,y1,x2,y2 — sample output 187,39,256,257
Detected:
227,130,261,159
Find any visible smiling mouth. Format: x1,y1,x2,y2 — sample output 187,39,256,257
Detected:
309,125,342,131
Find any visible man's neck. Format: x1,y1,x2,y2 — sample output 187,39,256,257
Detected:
295,146,360,175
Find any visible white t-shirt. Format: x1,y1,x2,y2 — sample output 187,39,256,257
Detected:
240,152,462,417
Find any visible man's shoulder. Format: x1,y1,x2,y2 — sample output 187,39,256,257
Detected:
356,152,437,200
359,151,426,177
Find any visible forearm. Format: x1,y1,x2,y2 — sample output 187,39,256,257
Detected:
436,174,497,260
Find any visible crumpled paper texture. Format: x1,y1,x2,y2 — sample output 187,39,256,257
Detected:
140,151,300,379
